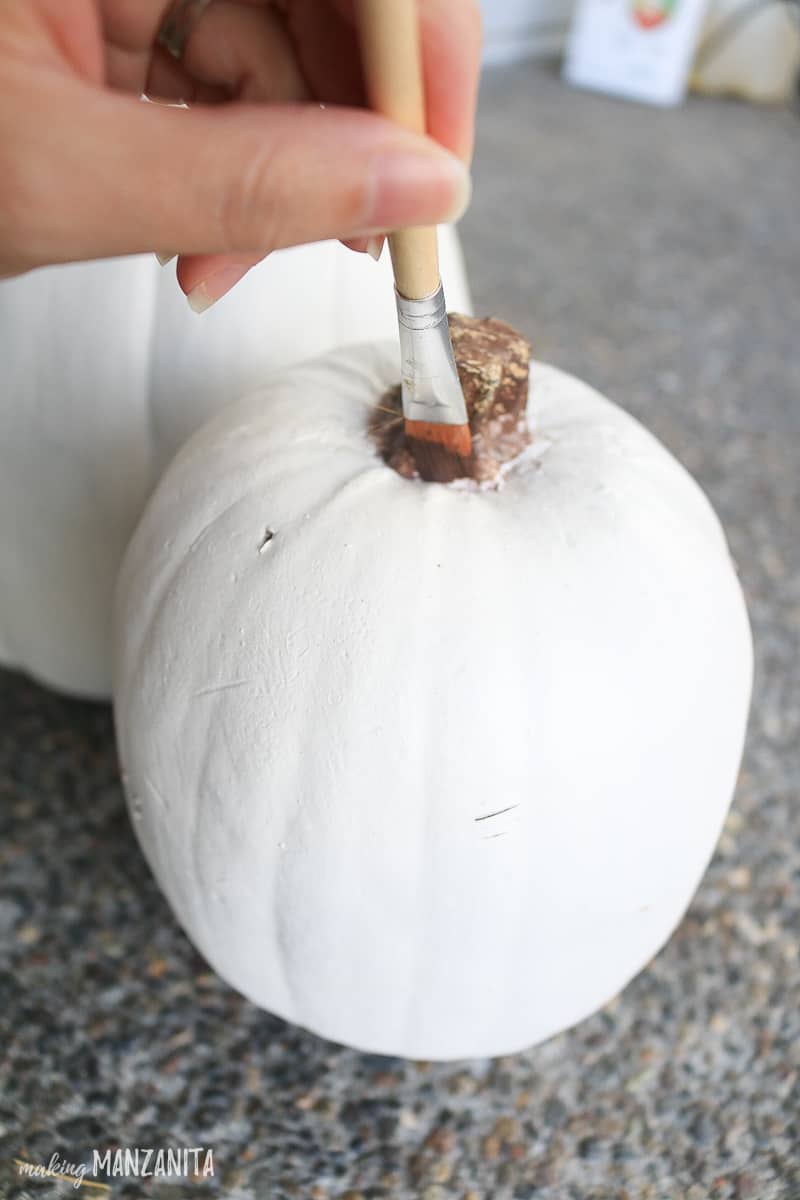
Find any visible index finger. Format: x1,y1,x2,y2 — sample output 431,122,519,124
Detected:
418,0,482,162
337,0,482,161
277,0,481,161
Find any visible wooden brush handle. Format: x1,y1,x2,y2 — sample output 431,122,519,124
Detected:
357,0,440,300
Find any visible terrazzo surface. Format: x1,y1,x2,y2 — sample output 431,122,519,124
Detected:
1,63,799,1199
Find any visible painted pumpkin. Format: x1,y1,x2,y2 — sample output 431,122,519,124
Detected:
0,231,470,697
113,331,752,1059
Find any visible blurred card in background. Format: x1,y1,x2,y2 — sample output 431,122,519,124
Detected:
564,0,709,105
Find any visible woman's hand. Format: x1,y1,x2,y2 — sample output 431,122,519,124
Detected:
0,0,480,307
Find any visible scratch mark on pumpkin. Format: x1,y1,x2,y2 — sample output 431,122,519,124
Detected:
195,679,254,697
484,831,508,840
144,774,168,814
475,804,519,823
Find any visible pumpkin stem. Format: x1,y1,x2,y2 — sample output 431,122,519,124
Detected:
371,314,532,485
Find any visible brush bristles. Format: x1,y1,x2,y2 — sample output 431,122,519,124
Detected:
405,420,473,483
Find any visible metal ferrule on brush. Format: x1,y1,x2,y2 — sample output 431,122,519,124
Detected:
395,285,468,426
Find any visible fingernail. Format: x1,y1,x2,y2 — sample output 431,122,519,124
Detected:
155,252,176,266
186,264,252,313
366,149,471,230
342,236,371,254
342,234,385,259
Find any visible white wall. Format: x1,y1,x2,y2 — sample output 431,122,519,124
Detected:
480,0,574,64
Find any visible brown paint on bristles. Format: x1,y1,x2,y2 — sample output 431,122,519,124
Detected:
404,420,472,456
404,419,474,483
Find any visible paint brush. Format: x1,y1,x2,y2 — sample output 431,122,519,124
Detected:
357,0,472,483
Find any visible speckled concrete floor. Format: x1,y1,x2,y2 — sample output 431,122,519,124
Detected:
1,63,799,1200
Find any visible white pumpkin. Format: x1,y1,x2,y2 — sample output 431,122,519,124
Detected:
691,0,800,104
113,342,752,1060
0,232,471,698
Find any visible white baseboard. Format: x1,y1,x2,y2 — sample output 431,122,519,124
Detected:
480,0,575,64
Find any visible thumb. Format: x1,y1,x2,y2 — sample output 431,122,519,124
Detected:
43,87,471,262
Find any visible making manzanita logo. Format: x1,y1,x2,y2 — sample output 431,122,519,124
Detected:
15,1146,215,1188
95,1146,215,1180
15,1154,100,1191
